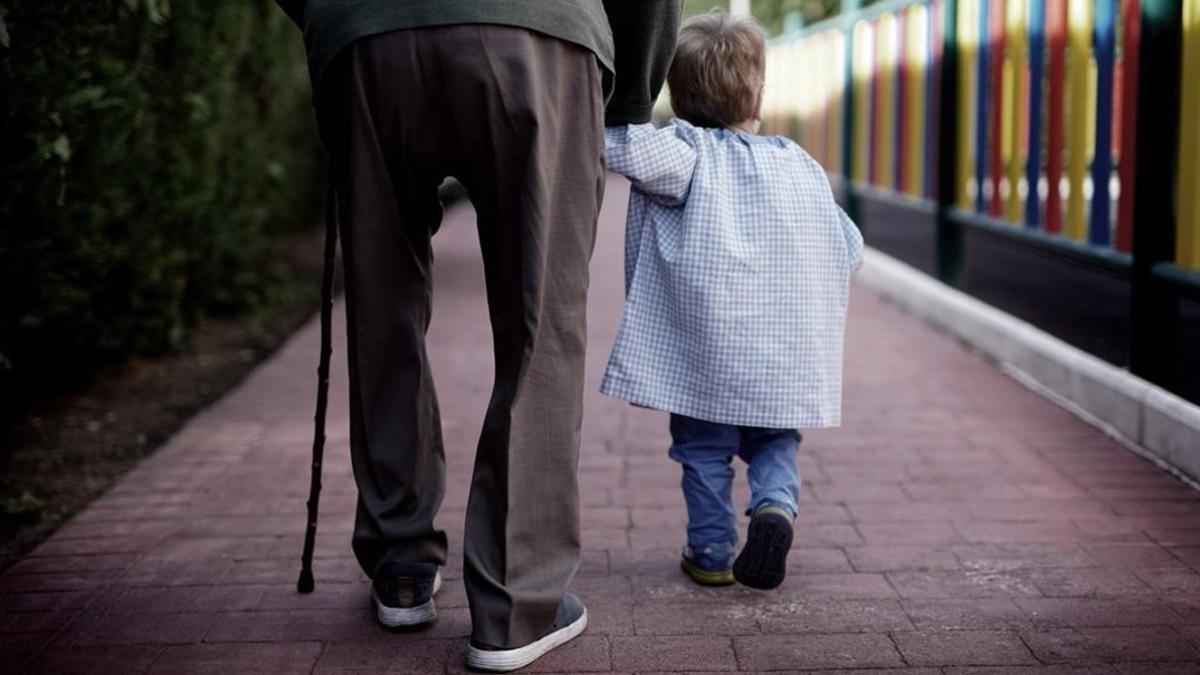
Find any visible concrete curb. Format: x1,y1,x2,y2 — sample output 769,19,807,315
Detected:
857,247,1200,487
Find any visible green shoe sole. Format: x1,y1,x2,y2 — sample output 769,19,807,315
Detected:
680,558,735,586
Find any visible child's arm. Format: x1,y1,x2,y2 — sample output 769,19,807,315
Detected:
605,123,698,206
839,207,864,272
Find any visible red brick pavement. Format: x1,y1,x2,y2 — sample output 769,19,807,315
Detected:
4,178,1200,673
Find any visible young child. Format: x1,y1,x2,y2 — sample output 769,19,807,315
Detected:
602,12,863,590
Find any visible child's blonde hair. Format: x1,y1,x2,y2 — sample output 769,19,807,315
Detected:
667,11,767,129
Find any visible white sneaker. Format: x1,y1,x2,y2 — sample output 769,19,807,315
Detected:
465,593,587,672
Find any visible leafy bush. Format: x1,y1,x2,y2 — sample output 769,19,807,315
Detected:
0,1,320,413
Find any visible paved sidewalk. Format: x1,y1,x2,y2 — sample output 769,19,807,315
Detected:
4,178,1200,674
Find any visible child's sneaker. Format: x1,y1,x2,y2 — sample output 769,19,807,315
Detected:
733,503,794,589
680,545,735,586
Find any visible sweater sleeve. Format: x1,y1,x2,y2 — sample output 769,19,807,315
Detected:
274,0,305,28
601,0,683,125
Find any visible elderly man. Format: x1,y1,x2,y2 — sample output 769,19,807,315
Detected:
275,1,681,670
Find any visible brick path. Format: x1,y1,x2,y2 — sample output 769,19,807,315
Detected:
4,178,1200,674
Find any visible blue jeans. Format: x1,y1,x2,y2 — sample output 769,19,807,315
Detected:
668,414,802,561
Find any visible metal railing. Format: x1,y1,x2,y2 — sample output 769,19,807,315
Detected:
762,0,1200,383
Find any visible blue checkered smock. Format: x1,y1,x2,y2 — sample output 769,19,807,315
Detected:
601,119,864,429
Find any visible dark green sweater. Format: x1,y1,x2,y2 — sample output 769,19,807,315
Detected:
276,0,681,124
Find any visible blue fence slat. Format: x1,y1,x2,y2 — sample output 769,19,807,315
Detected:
1026,0,1047,228
974,0,991,213
1090,0,1117,246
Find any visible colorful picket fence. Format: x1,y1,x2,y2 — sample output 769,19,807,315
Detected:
761,0,1200,273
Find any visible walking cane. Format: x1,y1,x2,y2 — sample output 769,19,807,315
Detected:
297,184,338,594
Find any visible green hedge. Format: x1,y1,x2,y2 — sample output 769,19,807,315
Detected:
0,1,319,410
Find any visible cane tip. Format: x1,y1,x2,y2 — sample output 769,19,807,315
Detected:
297,568,315,594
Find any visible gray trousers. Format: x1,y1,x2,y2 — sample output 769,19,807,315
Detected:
318,26,605,647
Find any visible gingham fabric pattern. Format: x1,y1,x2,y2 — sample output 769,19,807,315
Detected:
601,120,864,429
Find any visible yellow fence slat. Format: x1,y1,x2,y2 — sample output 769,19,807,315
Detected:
957,0,981,208
905,5,929,196
1065,0,1093,241
762,42,779,135
853,20,875,183
827,31,846,174
816,36,835,160
1180,0,1200,270
799,40,817,158
875,13,898,188
1005,0,1029,223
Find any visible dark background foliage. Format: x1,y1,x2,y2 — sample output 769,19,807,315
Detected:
685,0,844,34
0,0,320,423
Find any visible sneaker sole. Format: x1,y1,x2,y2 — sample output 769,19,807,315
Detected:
733,514,793,589
374,571,443,628
680,558,735,586
376,596,436,627
465,607,588,672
